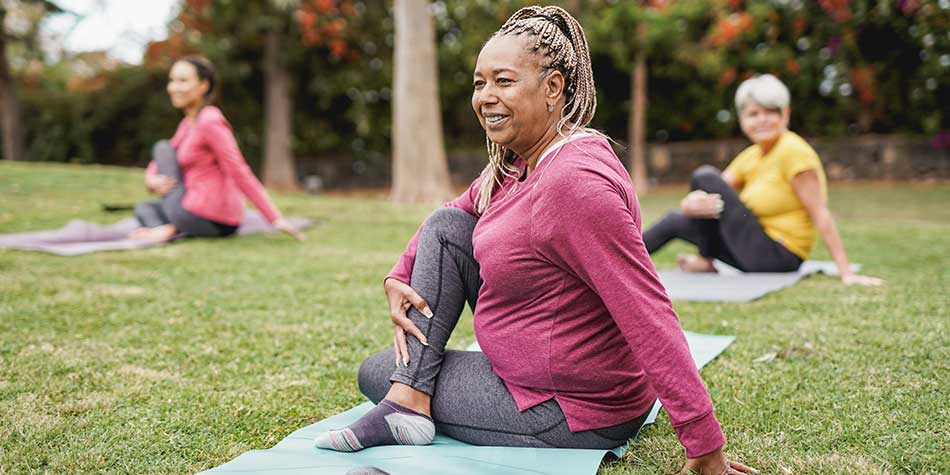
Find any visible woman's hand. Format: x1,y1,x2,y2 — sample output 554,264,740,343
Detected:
384,277,433,367
680,190,724,218
840,271,883,286
682,448,757,475
272,217,305,241
145,174,177,196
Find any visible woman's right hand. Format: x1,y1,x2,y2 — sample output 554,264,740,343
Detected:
145,174,177,196
272,217,306,241
384,277,433,367
680,190,724,218
841,272,883,286
683,447,757,474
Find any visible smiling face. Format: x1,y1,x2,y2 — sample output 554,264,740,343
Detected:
166,61,209,111
738,101,790,146
471,35,562,157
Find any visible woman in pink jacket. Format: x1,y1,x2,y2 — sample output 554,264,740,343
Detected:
315,7,754,475
131,56,302,242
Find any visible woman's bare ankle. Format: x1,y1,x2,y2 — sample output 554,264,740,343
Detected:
384,383,432,416
677,254,716,273
128,224,177,243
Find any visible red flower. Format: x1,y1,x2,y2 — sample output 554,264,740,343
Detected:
330,39,347,58
818,0,852,23
785,58,801,75
848,66,876,105
718,67,737,88
323,18,345,36
707,13,752,47
313,0,335,13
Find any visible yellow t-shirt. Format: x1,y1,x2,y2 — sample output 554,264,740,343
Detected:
724,131,827,259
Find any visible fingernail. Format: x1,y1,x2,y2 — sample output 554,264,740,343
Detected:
421,307,434,318
403,357,410,366
421,339,429,346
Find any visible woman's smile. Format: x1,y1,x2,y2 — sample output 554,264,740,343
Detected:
483,112,510,128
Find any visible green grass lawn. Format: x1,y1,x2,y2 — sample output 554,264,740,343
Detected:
1,161,947,475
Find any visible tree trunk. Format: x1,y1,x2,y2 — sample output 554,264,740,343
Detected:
391,0,452,205
0,7,26,161
628,52,648,194
262,31,298,191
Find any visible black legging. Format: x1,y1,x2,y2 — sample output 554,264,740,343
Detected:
134,141,237,238
642,165,802,272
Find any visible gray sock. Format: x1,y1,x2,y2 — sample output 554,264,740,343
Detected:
313,400,435,452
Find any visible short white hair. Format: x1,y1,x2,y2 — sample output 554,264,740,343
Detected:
735,74,790,111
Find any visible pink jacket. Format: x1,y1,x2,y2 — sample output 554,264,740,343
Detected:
146,106,282,225
389,135,726,458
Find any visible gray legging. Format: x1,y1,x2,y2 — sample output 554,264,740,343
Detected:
358,207,648,449
134,141,237,238
642,165,802,272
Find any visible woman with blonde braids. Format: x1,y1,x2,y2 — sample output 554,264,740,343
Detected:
316,7,755,474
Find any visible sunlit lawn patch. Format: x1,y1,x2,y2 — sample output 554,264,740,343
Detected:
1,162,947,474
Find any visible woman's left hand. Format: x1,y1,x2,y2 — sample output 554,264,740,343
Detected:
680,190,724,218
146,174,177,196
841,272,883,286
682,448,757,475
273,218,305,241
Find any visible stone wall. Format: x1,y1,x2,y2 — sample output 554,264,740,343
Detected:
297,134,949,190
642,134,949,184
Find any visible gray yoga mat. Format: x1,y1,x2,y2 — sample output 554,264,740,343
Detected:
657,260,860,302
0,211,315,256
199,330,735,475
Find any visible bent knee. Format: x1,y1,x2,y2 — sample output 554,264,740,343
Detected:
426,207,474,227
152,139,172,154
152,140,175,161
690,165,723,190
357,350,394,403
421,207,476,239
133,201,157,219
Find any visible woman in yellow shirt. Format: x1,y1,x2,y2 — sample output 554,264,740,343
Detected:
643,74,880,285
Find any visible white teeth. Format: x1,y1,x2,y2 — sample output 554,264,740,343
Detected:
484,114,507,124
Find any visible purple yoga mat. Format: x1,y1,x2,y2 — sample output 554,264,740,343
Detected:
0,211,315,256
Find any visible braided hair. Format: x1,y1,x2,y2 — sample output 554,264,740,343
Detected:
475,6,597,213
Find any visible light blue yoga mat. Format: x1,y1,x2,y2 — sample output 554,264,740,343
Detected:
199,331,734,475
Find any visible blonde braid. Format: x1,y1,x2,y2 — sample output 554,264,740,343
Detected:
475,6,598,213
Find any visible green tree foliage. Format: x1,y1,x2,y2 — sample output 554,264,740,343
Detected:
19,66,177,165
11,0,949,172
182,0,395,179
584,0,949,142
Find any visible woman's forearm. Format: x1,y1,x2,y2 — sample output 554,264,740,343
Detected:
815,207,852,276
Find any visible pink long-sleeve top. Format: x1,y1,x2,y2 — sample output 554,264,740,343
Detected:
146,106,282,226
388,134,726,458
